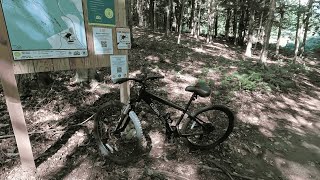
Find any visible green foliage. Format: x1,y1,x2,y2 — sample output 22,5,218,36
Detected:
222,71,270,91
221,62,310,92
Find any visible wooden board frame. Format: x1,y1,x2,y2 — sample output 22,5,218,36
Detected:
5,0,128,75
0,0,129,173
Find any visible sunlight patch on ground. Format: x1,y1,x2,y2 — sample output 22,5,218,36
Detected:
275,157,320,180
37,129,88,179
149,130,165,158
301,141,320,156
63,158,93,180
146,55,160,63
151,160,200,180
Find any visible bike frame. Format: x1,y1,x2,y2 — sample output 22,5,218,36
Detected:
117,86,208,138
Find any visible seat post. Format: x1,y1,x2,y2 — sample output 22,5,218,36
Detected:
176,93,197,125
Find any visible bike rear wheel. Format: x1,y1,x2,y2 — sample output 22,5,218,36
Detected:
182,105,234,149
94,100,146,164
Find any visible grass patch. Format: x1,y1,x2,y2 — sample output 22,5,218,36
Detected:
221,62,310,92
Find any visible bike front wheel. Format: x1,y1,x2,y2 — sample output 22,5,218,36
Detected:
182,105,234,149
94,100,146,164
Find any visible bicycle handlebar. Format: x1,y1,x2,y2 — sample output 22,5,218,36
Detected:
113,76,164,84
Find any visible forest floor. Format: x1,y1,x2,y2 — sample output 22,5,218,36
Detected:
0,28,320,180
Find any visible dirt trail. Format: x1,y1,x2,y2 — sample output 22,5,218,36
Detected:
0,29,319,179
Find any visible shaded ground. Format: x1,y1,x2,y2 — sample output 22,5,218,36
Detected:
0,28,319,180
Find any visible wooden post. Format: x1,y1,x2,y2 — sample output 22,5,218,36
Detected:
118,0,130,103
0,5,36,172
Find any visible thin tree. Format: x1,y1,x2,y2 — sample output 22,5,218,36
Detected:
276,2,285,56
255,0,265,50
178,0,186,44
260,0,276,63
206,0,214,43
165,0,172,36
195,0,202,38
299,0,314,56
225,7,231,40
245,1,255,57
294,0,302,61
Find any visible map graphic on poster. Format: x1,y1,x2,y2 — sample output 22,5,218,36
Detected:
1,0,88,60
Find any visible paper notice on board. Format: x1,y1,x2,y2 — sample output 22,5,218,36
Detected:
116,28,131,49
93,27,113,54
110,55,128,81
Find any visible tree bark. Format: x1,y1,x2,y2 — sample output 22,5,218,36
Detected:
195,0,202,38
214,12,218,38
206,0,214,43
294,0,302,61
255,0,265,50
189,0,196,30
260,0,276,63
165,0,172,36
150,0,155,30
238,3,246,45
191,0,198,35
136,0,144,27
245,4,255,57
225,8,231,39
299,0,314,56
178,0,186,44
232,1,238,45
276,7,285,56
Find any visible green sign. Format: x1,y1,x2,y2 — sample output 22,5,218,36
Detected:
87,0,116,26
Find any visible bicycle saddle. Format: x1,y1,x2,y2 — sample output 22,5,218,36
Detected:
185,82,211,97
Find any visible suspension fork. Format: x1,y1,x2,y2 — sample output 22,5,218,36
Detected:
114,103,132,133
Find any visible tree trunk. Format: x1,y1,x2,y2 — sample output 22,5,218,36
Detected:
191,0,198,35
232,1,238,45
150,0,155,30
165,0,172,36
189,0,196,30
177,0,186,44
255,0,265,50
206,0,213,43
136,0,144,26
299,0,314,56
195,0,202,39
294,0,302,61
214,12,218,38
260,0,276,63
276,8,285,56
245,5,255,57
225,8,231,39
238,3,246,45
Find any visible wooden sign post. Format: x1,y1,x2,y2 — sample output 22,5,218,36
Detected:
0,0,130,173
0,5,36,172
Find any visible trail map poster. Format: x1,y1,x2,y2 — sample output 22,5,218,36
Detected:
87,0,115,26
0,0,88,60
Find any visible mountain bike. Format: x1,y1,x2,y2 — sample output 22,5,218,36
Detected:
94,75,234,164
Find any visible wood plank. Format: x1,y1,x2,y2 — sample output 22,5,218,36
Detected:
52,58,71,71
33,59,54,73
69,57,86,70
13,61,35,74
52,58,70,71
0,4,36,172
